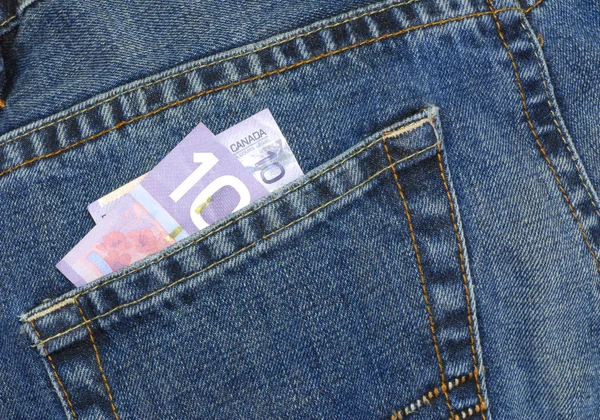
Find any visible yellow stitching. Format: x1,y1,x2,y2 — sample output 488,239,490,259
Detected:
519,17,600,221
0,6,524,179
20,116,431,320
435,141,486,419
0,14,16,28
381,120,453,414
74,298,120,420
29,321,78,419
390,371,476,419
485,0,600,273
33,141,439,347
0,0,425,149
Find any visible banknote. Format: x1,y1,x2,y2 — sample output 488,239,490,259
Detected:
58,111,303,286
87,109,302,223
215,108,303,192
87,174,147,223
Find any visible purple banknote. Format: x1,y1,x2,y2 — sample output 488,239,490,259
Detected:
59,111,303,286
87,109,303,223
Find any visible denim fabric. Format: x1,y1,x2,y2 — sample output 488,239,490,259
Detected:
1,0,599,418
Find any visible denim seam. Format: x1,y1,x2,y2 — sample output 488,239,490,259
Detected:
29,320,78,419
74,297,120,420
31,138,439,346
20,116,431,318
381,131,452,414
0,0,425,145
0,0,546,147
435,140,486,419
0,6,535,179
390,371,479,420
484,0,600,272
518,16,600,221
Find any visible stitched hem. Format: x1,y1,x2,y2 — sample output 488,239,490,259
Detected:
23,115,432,323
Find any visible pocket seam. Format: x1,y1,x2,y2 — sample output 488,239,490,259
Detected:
382,131,453,414
435,140,486,416
29,123,439,347
389,370,482,419
29,320,78,419
74,297,120,420
33,116,432,312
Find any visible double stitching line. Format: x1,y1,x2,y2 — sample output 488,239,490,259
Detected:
29,321,78,419
435,140,486,419
484,0,600,272
0,6,539,179
74,298,120,420
0,0,424,150
25,116,431,321
33,138,439,347
0,0,545,151
519,16,600,222
381,122,453,415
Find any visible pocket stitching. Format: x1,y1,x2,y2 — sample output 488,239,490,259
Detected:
74,297,120,420
435,140,486,418
31,132,439,346
56,116,431,306
390,370,482,419
381,131,453,414
29,320,78,419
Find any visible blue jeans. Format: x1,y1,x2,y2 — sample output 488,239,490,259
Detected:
1,0,599,418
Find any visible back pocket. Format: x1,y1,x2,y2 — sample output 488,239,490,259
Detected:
22,106,488,420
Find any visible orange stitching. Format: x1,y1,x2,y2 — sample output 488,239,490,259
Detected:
33,140,438,347
0,0,425,150
20,117,431,317
485,0,600,272
381,123,453,415
524,0,544,13
74,298,120,420
0,7,522,179
29,320,78,419
435,142,486,420
390,371,476,420
72,122,409,299
519,17,600,222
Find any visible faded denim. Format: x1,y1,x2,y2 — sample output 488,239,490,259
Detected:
1,0,599,418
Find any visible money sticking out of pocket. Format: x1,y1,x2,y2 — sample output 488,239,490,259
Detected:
58,109,303,286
